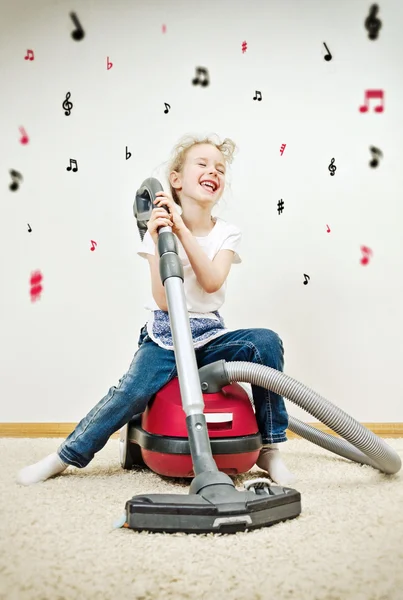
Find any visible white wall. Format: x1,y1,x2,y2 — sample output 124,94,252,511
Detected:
1,0,402,425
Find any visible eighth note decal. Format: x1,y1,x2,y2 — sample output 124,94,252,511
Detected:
323,42,332,61
67,159,78,172
9,170,23,191
369,146,383,168
359,90,384,113
192,67,209,87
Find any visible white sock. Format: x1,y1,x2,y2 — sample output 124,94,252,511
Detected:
256,443,297,486
17,452,69,486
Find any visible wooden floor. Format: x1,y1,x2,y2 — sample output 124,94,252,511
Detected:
0,422,402,438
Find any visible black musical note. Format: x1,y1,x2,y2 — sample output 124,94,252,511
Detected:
9,169,23,191
369,146,383,168
323,42,332,61
62,92,73,116
66,159,78,173
328,158,337,176
303,274,310,285
70,12,85,41
192,67,209,87
253,91,262,101
28,224,32,233
364,5,382,40
164,103,171,114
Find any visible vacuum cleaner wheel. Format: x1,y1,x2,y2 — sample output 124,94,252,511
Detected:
119,418,146,469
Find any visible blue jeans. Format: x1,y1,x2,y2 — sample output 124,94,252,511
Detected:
58,326,289,468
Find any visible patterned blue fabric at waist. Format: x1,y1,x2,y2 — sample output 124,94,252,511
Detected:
146,309,230,350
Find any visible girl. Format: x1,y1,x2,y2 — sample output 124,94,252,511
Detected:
17,134,296,487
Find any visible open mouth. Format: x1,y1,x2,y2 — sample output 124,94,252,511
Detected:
200,181,219,194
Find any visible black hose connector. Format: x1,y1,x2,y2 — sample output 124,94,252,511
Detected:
158,232,184,285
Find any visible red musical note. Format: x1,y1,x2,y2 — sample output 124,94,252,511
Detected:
326,224,331,233
19,127,29,145
360,245,373,265
107,56,113,70
90,240,97,251
359,90,384,113
24,49,34,61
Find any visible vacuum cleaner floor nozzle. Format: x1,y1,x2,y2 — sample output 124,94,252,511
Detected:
124,484,301,534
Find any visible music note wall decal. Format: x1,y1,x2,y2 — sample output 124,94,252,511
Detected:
323,42,332,61
30,270,43,302
365,5,382,40
9,170,23,191
328,158,337,176
62,92,73,116
360,245,373,266
253,91,262,101
192,67,209,87
359,90,384,113
24,49,34,61
66,159,78,172
369,146,383,168
70,12,85,41
19,127,29,144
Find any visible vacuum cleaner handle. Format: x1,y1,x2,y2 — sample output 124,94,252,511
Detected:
133,177,170,241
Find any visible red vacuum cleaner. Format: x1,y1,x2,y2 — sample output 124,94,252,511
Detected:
115,177,399,534
121,375,261,478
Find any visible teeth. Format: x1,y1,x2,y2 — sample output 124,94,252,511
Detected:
201,182,215,191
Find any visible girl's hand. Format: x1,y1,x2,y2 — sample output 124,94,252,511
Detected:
153,191,188,237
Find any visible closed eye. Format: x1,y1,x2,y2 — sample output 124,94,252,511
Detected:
199,163,225,175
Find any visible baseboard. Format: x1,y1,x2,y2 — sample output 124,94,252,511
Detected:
0,423,402,438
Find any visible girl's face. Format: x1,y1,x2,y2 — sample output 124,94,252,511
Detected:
179,144,226,204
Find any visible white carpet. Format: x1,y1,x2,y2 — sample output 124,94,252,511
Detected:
2,437,403,600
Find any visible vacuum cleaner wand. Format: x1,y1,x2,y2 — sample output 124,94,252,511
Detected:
125,177,301,534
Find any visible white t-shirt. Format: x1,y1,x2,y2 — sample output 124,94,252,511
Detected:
137,216,242,315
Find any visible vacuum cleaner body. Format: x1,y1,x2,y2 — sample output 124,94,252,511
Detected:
128,378,262,477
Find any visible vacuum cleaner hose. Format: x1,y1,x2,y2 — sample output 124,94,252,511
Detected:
224,361,401,475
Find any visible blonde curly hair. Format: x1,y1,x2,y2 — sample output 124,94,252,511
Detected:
164,133,237,208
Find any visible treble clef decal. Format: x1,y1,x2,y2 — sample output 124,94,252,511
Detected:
62,92,73,116
364,5,382,40
328,158,337,176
